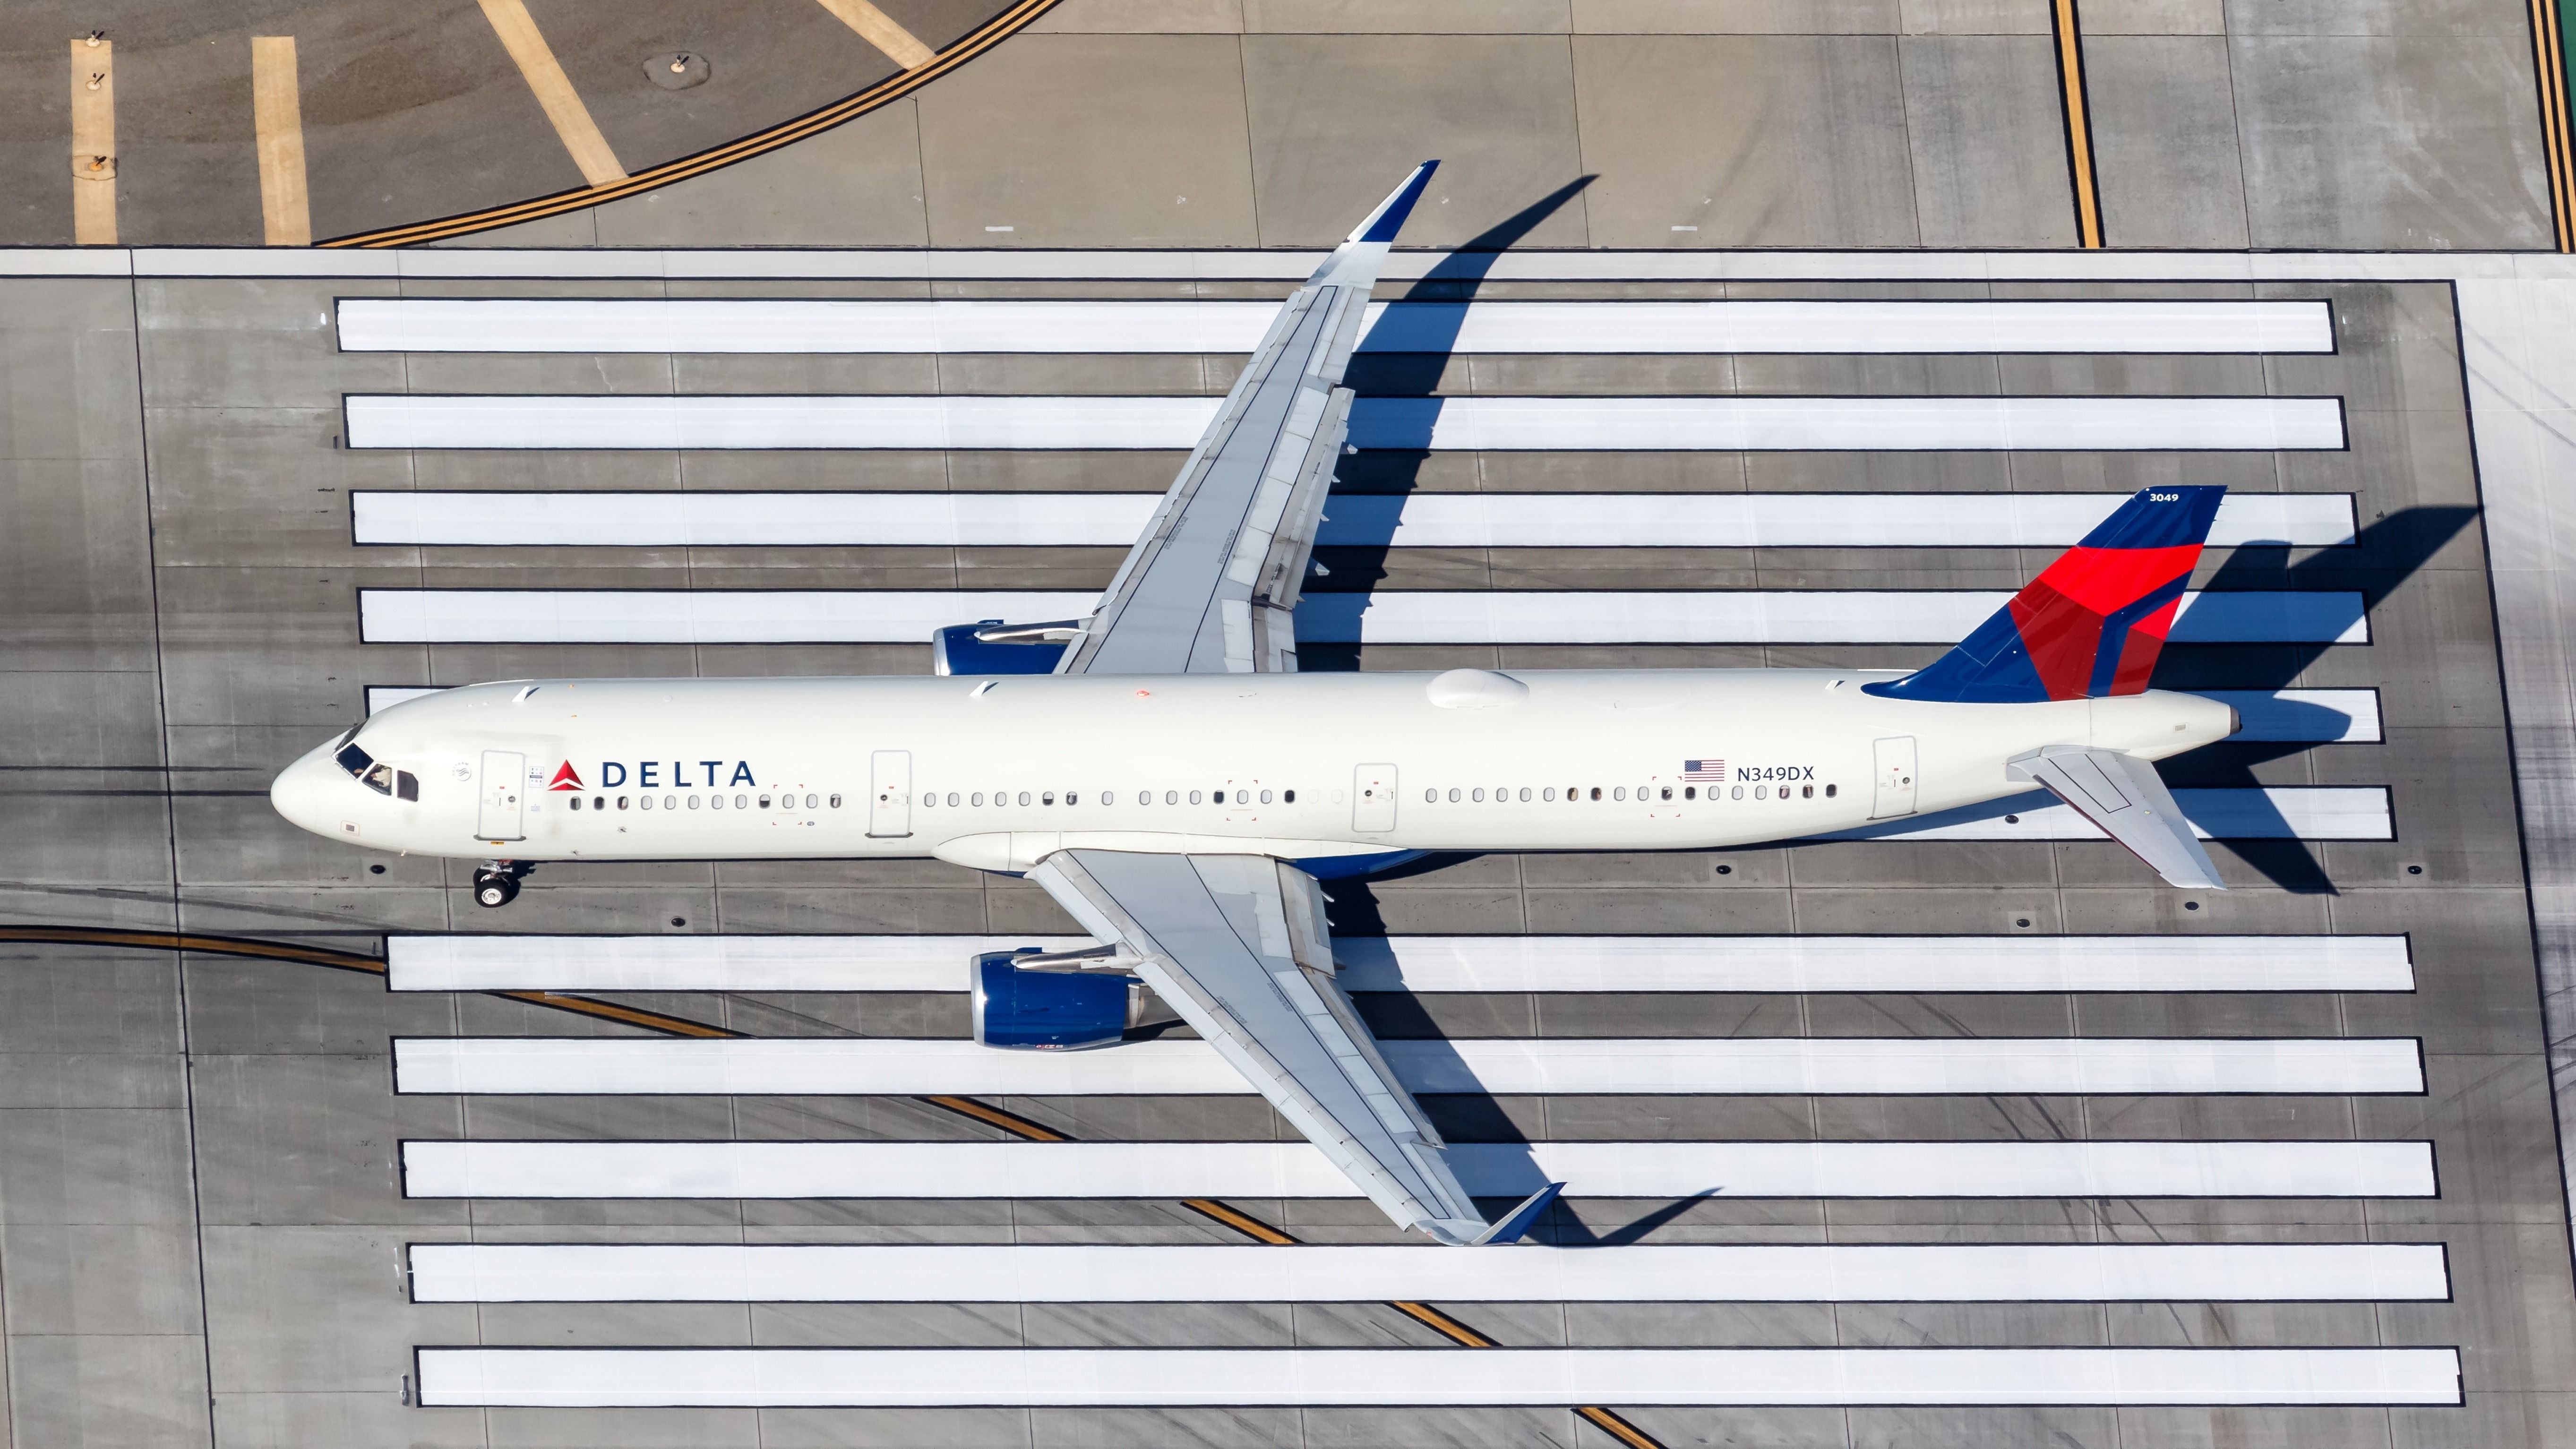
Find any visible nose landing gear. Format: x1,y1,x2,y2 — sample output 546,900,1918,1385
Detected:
473,859,527,909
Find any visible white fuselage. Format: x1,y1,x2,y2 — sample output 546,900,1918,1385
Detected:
269,670,2237,872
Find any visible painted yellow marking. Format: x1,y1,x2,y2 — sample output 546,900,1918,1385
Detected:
69,37,115,244
325,0,1063,246
251,38,313,246
2048,0,2104,249
814,0,937,69
2528,0,2575,251
473,0,627,186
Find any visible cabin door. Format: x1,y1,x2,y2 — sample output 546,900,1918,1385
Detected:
476,751,526,840
1870,736,1918,819
868,750,913,838
1352,763,1399,832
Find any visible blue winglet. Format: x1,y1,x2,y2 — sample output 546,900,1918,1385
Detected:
1355,161,1440,244
1470,1180,1565,1245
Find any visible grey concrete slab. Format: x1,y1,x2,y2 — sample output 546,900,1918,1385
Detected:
1568,35,1920,247
1238,35,1589,249
2227,32,2554,250
1896,35,2078,248
593,102,934,249
914,35,1260,249
2084,35,2252,249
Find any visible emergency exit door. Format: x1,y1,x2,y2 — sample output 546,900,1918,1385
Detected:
477,750,525,840
1353,763,1398,832
868,750,912,838
1871,736,1917,819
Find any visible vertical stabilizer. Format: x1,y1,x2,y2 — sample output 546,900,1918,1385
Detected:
1866,485,2227,703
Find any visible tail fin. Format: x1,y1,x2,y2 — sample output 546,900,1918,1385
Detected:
1867,486,2227,703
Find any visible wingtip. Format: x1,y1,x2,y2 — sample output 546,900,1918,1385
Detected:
1353,161,1441,245
1469,1180,1566,1246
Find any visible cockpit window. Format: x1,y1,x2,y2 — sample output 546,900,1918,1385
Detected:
335,743,373,779
361,763,395,796
396,771,419,802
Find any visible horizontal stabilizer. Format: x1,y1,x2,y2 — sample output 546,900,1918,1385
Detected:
2009,746,2225,890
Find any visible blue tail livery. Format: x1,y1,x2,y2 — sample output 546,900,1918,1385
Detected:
1866,486,2227,704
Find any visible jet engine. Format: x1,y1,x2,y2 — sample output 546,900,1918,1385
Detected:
970,949,1146,1051
931,619,1078,676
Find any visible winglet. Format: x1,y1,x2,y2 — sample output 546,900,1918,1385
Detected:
1348,161,1440,245
1468,1181,1565,1246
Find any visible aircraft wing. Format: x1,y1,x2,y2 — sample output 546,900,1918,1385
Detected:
1052,163,1437,676
1027,848,1556,1244
2009,745,2227,890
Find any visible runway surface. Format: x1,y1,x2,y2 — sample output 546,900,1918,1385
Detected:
0,244,2561,1448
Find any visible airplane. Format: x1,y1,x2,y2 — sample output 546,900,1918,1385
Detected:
272,163,2241,1246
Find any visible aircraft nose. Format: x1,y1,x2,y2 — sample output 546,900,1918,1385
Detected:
269,753,337,838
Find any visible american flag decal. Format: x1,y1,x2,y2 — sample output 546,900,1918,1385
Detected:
1682,759,1726,781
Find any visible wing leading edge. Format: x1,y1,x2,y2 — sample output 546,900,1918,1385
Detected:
1028,849,1557,1244
1053,163,1438,676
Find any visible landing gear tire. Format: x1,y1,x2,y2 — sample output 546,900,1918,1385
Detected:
472,871,518,909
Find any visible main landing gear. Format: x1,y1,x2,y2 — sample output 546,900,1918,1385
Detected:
473,860,527,909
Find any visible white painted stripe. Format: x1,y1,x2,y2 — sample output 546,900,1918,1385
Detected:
356,683,2378,745
365,686,444,714
348,489,2358,549
342,394,2349,452
392,1036,2424,1097
352,588,2370,645
399,1139,2438,1200
405,1241,2447,1303
1850,786,2391,842
2200,689,2381,743
335,298,2337,355
386,932,2417,995
414,1346,2462,1407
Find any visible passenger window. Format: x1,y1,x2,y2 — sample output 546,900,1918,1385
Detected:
1519,788,1530,802
1166,790,1178,805
640,796,653,811
831,794,843,808
616,796,628,810
922,794,935,810
1283,789,1295,803
1801,784,1813,798
1755,785,1768,799
1826,783,1838,797
1613,787,1625,801
1448,788,1461,803
735,794,748,809
569,796,583,812
1189,790,1202,805
1589,787,1601,801
664,796,676,809
758,794,772,809
710,795,724,810
1684,787,1696,800
396,771,419,802
688,795,701,810
1424,789,1436,803
971,792,984,806
1544,787,1556,801
1018,791,1031,806
1260,789,1272,804
1731,785,1744,800
1659,786,1672,801
1136,791,1150,806
1043,792,1056,806
805,793,817,808
1066,792,1078,805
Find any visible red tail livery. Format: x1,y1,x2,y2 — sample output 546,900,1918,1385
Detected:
1867,486,2227,703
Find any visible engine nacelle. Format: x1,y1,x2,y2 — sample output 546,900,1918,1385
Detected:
931,620,1072,677
970,950,1142,1051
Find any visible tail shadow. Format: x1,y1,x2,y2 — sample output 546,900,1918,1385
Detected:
2155,503,2479,892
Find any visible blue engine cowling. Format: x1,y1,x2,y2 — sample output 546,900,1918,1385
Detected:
932,622,1067,677
971,951,1139,1050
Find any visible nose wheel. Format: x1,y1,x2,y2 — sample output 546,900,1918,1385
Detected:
472,861,524,909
